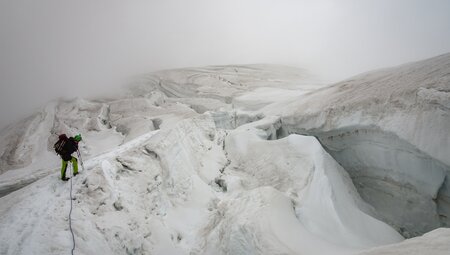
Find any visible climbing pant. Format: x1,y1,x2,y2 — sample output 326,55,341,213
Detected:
61,156,78,179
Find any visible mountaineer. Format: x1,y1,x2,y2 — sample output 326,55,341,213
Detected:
54,134,82,181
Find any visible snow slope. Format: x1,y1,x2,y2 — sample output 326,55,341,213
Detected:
0,61,449,254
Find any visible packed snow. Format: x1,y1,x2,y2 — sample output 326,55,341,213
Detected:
0,60,449,254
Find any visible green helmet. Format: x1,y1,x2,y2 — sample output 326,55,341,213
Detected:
74,134,82,142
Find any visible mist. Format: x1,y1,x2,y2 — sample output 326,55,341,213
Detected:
1,0,450,128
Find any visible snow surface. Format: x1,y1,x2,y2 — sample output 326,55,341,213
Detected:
0,61,449,254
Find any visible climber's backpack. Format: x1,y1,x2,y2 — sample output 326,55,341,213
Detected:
54,134,68,155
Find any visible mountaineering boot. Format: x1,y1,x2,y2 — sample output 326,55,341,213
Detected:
61,177,70,181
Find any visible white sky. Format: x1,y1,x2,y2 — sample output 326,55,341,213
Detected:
1,0,450,127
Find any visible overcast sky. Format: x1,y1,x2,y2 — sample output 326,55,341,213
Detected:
1,0,450,127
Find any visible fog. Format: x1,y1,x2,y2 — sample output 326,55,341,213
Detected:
1,0,450,128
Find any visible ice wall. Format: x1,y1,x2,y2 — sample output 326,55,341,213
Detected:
316,127,448,236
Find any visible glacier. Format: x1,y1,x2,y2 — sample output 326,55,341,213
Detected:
261,54,450,237
0,57,449,255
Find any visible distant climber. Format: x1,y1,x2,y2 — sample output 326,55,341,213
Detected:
54,134,82,181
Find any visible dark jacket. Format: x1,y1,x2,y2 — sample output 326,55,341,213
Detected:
60,137,79,161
